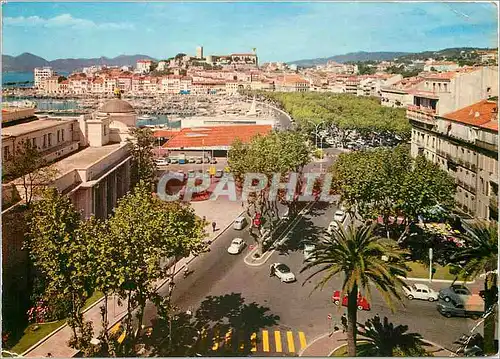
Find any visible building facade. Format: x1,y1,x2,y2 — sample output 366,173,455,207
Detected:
410,100,498,220
34,67,55,88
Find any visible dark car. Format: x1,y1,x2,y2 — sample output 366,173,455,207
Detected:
437,302,483,320
439,284,472,305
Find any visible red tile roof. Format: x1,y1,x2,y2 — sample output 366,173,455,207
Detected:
442,100,498,131
153,130,180,138
163,125,272,148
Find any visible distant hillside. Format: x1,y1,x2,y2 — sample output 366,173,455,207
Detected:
2,53,157,72
289,47,496,67
289,51,410,67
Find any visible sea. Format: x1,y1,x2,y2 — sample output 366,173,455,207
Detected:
2,71,70,87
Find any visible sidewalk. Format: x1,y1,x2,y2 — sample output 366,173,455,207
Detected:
24,198,244,358
299,331,455,357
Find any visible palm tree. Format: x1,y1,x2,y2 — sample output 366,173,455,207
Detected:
356,315,428,356
300,223,409,356
452,221,498,354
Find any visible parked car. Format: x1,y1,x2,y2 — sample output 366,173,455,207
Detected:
215,170,224,178
187,170,196,178
327,221,339,235
195,157,203,164
404,283,438,301
170,158,178,164
437,301,484,320
439,284,472,304
333,210,346,223
188,157,196,164
210,158,217,164
227,238,246,254
270,263,296,283
155,158,169,166
281,208,290,220
203,157,210,163
303,243,315,261
233,216,247,230
332,290,371,311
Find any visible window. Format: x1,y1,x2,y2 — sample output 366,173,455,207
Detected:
444,83,448,92
61,129,65,141
57,130,60,143
104,126,107,136
48,133,52,146
43,134,47,148
32,138,36,147
3,146,10,160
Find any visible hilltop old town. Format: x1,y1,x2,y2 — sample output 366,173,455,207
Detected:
1,2,499,359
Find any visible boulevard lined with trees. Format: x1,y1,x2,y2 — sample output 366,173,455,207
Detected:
251,91,411,139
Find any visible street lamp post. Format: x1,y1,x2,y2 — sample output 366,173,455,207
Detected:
307,120,326,149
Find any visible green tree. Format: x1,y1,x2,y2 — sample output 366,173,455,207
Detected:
228,132,311,253
127,127,157,189
357,315,429,356
300,224,409,356
329,146,455,237
452,221,498,354
107,182,205,353
4,140,58,208
26,188,95,349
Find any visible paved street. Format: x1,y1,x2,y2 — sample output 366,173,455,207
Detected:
139,196,483,356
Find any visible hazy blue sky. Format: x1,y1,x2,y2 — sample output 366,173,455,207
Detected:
2,1,498,62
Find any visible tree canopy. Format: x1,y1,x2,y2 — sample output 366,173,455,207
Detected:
127,128,157,189
254,91,411,137
329,145,456,230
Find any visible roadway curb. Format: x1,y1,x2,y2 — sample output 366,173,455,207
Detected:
243,202,315,267
21,293,108,356
401,276,476,284
298,331,334,356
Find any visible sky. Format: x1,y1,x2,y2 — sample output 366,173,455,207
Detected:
2,1,498,63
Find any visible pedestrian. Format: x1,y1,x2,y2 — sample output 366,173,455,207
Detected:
212,221,216,232
269,265,275,277
341,314,348,333
46,353,53,358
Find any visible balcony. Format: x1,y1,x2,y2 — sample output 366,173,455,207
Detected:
489,195,498,209
407,105,436,125
475,139,498,153
456,179,476,194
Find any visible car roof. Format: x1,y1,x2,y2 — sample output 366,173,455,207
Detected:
335,210,344,214
414,284,429,290
232,237,243,242
235,216,245,221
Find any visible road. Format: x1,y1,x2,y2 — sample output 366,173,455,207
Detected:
140,193,481,356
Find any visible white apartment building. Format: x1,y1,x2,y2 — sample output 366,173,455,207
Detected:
410,100,498,220
380,77,424,108
157,61,167,72
423,61,459,72
407,66,498,220
136,59,152,73
34,67,55,88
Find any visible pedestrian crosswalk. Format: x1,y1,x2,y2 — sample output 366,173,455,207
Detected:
198,328,307,354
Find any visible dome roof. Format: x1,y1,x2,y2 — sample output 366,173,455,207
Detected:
99,99,135,114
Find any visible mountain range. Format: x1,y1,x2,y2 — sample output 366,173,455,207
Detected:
2,53,157,73
288,51,410,67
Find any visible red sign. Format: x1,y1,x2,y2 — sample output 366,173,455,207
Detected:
327,314,332,320
253,218,261,227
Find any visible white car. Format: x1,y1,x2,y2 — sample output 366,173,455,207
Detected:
333,210,346,223
304,244,315,261
327,221,339,235
227,238,246,254
155,158,169,166
270,263,296,283
233,216,247,230
403,283,438,302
